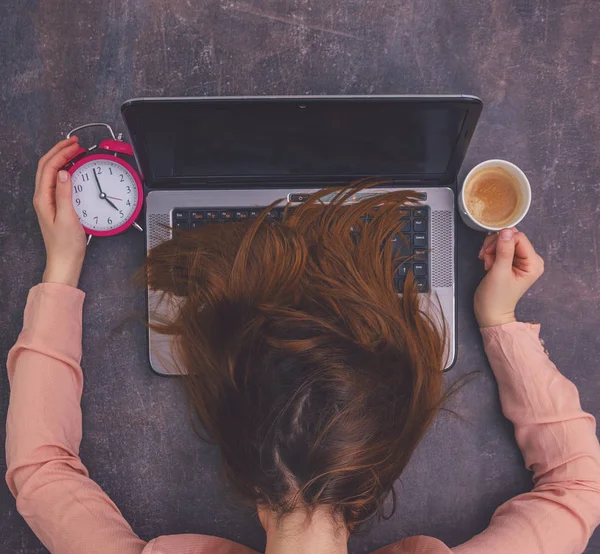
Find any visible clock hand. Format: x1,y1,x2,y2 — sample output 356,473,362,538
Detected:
92,168,119,211
93,168,104,195
105,195,122,201
104,197,119,211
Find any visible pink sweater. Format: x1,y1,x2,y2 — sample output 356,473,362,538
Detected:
6,283,600,554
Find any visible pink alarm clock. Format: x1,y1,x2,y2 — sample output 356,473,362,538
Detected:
63,123,144,239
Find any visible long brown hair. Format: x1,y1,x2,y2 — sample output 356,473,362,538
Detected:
143,181,447,531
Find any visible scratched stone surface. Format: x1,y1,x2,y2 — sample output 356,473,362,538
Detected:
1,1,599,553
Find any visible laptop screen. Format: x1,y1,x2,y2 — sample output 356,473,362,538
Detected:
122,97,481,187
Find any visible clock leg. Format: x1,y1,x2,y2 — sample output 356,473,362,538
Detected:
132,222,144,232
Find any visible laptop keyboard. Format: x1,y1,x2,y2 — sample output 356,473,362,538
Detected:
172,206,430,293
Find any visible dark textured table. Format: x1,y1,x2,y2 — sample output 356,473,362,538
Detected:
1,1,599,553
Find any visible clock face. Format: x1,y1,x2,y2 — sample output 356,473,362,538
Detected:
71,158,139,233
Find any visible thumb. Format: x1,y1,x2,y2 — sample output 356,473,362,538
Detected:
490,229,516,271
55,170,76,218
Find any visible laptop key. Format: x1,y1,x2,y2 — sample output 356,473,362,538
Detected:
414,249,427,261
174,221,189,229
394,277,428,293
220,210,234,221
412,208,428,218
394,277,406,291
395,262,412,278
191,211,205,221
399,220,412,233
413,219,427,232
414,263,427,276
391,234,412,258
174,210,188,220
415,278,428,292
235,210,249,220
190,221,204,229
249,210,260,218
413,233,427,247
205,210,219,220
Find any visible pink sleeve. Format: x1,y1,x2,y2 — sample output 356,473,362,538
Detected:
453,322,600,554
5,283,147,554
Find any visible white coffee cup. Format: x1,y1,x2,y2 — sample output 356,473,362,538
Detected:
458,159,531,232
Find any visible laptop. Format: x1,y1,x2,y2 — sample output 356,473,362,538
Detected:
121,95,483,375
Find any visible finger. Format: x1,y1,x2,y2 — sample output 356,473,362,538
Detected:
33,143,81,221
37,136,78,171
478,233,497,259
35,137,79,192
483,251,495,271
481,227,519,257
489,228,516,271
513,231,537,262
55,170,77,221
35,137,79,193
36,142,80,199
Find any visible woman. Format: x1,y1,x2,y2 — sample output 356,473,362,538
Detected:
6,137,600,554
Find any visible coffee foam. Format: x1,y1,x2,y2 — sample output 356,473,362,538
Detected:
464,167,523,227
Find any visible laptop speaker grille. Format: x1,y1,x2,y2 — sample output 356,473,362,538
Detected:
147,213,171,250
431,210,453,288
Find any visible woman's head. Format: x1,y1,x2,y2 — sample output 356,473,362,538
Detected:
144,183,446,531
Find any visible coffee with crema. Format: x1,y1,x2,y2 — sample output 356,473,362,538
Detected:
464,167,524,227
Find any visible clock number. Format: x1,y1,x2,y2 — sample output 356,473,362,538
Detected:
74,184,83,193
108,217,113,225
120,174,124,182
82,210,87,217
119,210,124,218
109,167,113,175
94,216,98,224
96,167,102,175
126,200,131,206
82,173,90,182
126,186,131,193
75,198,81,205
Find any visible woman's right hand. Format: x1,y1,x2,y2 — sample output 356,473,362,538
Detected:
34,137,87,288
474,228,545,328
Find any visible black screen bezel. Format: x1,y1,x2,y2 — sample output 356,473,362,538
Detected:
121,95,482,189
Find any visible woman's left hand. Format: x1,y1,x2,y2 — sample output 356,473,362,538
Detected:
34,137,87,287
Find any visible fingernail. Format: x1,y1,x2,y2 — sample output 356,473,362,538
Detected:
500,229,513,241
58,170,69,182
